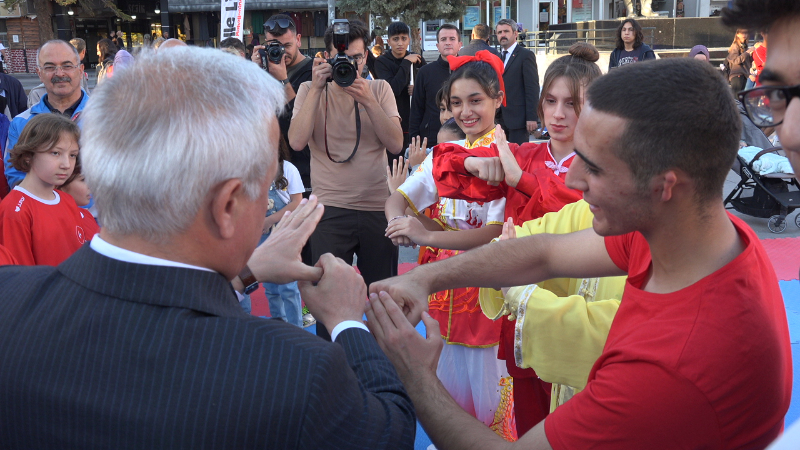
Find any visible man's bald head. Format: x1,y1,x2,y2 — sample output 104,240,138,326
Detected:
157,39,187,51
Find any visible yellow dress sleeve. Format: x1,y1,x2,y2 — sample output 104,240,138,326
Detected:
478,199,626,390
506,277,625,389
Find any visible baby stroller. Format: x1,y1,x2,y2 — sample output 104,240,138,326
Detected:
724,147,800,233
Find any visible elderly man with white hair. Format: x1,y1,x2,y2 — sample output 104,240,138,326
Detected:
0,47,415,449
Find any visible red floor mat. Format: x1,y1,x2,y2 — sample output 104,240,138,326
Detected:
761,237,800,281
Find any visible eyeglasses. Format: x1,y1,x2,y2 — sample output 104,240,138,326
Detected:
264,18,292,32
351,54,365,63
738,84,800,128
39,64,79,74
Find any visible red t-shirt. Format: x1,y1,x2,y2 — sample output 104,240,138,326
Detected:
0,244,17,265
545,214,792,449
0,187,99,266
432,141,583,225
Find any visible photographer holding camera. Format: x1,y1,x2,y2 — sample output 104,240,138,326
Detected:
289,19,403,340
252,14,314,191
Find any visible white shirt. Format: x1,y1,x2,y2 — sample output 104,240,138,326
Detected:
89,235,368,341
272,161,305,204
501,42,518,67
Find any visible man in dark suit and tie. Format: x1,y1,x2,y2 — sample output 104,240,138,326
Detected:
0,46,415,449
495,18,540,145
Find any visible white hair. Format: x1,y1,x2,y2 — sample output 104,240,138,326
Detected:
81,46,285,241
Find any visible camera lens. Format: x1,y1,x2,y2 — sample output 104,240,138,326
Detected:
332,59,356,87
266,43,285,64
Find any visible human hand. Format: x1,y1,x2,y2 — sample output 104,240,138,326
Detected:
499,217,516,296
464,156,505,186
311,57,331,90
250,45,265,65
248,195,324,285
341,77,376,106
386,215,429,247
385,214,416,248
369,271,432,325
404,53,422,65
386,156,408,193
366,291,443,383
408,136,427,168
496,125,522,187
266,52,289,81
299,253,368,333
526,120,538,135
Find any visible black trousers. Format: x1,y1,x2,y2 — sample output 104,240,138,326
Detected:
309,205,399,340
506,127,531,146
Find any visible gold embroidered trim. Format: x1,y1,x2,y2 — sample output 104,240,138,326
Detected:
397,189,421,216
513,285,538,369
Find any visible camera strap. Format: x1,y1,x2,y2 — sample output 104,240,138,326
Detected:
324,85,361,164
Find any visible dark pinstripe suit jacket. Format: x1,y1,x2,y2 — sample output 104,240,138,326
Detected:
0,246,415,449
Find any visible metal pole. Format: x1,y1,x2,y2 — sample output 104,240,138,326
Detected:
327,0,335,27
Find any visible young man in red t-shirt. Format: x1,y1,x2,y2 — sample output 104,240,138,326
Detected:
366,57,792,449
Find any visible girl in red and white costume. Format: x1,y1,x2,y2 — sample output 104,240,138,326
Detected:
432,43,604,436
384,51,515,439
0,114,98,266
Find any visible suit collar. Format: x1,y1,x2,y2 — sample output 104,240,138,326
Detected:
58,246,244,318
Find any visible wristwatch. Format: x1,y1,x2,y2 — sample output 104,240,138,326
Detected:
279,78,290,85
238,265,259,295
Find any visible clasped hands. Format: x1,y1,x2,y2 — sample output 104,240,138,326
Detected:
245,195,367,330
463,125,523,187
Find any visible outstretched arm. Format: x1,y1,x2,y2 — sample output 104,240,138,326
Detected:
366,291,552,450
369,226,624,325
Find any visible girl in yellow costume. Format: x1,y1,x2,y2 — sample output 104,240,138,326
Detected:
384,52,514,438
480,199,626,412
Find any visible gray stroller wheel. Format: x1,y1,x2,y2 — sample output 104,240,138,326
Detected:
768,215,787,233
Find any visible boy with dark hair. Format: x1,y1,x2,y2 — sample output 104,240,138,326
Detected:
409,23,461,147
375,21,426,155
368,57,792,449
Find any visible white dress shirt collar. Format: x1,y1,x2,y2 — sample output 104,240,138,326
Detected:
90,235,215,273
502,42,518,66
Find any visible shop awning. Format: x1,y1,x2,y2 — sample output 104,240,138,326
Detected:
166,0,328,12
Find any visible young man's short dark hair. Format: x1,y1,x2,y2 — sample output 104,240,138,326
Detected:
615,18,645,49
387,21,410,38
586,58,741,202
220,37,246,55
264,14,296,38
436,23,461,41
472,24,491,40
324,19,370,53
722,0,800,30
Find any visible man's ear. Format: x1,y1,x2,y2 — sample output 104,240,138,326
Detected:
655,170,679,203
209,178,244,240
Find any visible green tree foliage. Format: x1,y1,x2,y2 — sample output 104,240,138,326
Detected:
338,0,466,53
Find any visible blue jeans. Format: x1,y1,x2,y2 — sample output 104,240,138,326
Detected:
259,188,303,327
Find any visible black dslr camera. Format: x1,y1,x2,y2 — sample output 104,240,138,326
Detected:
259,40,285,64
326,19,357,87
